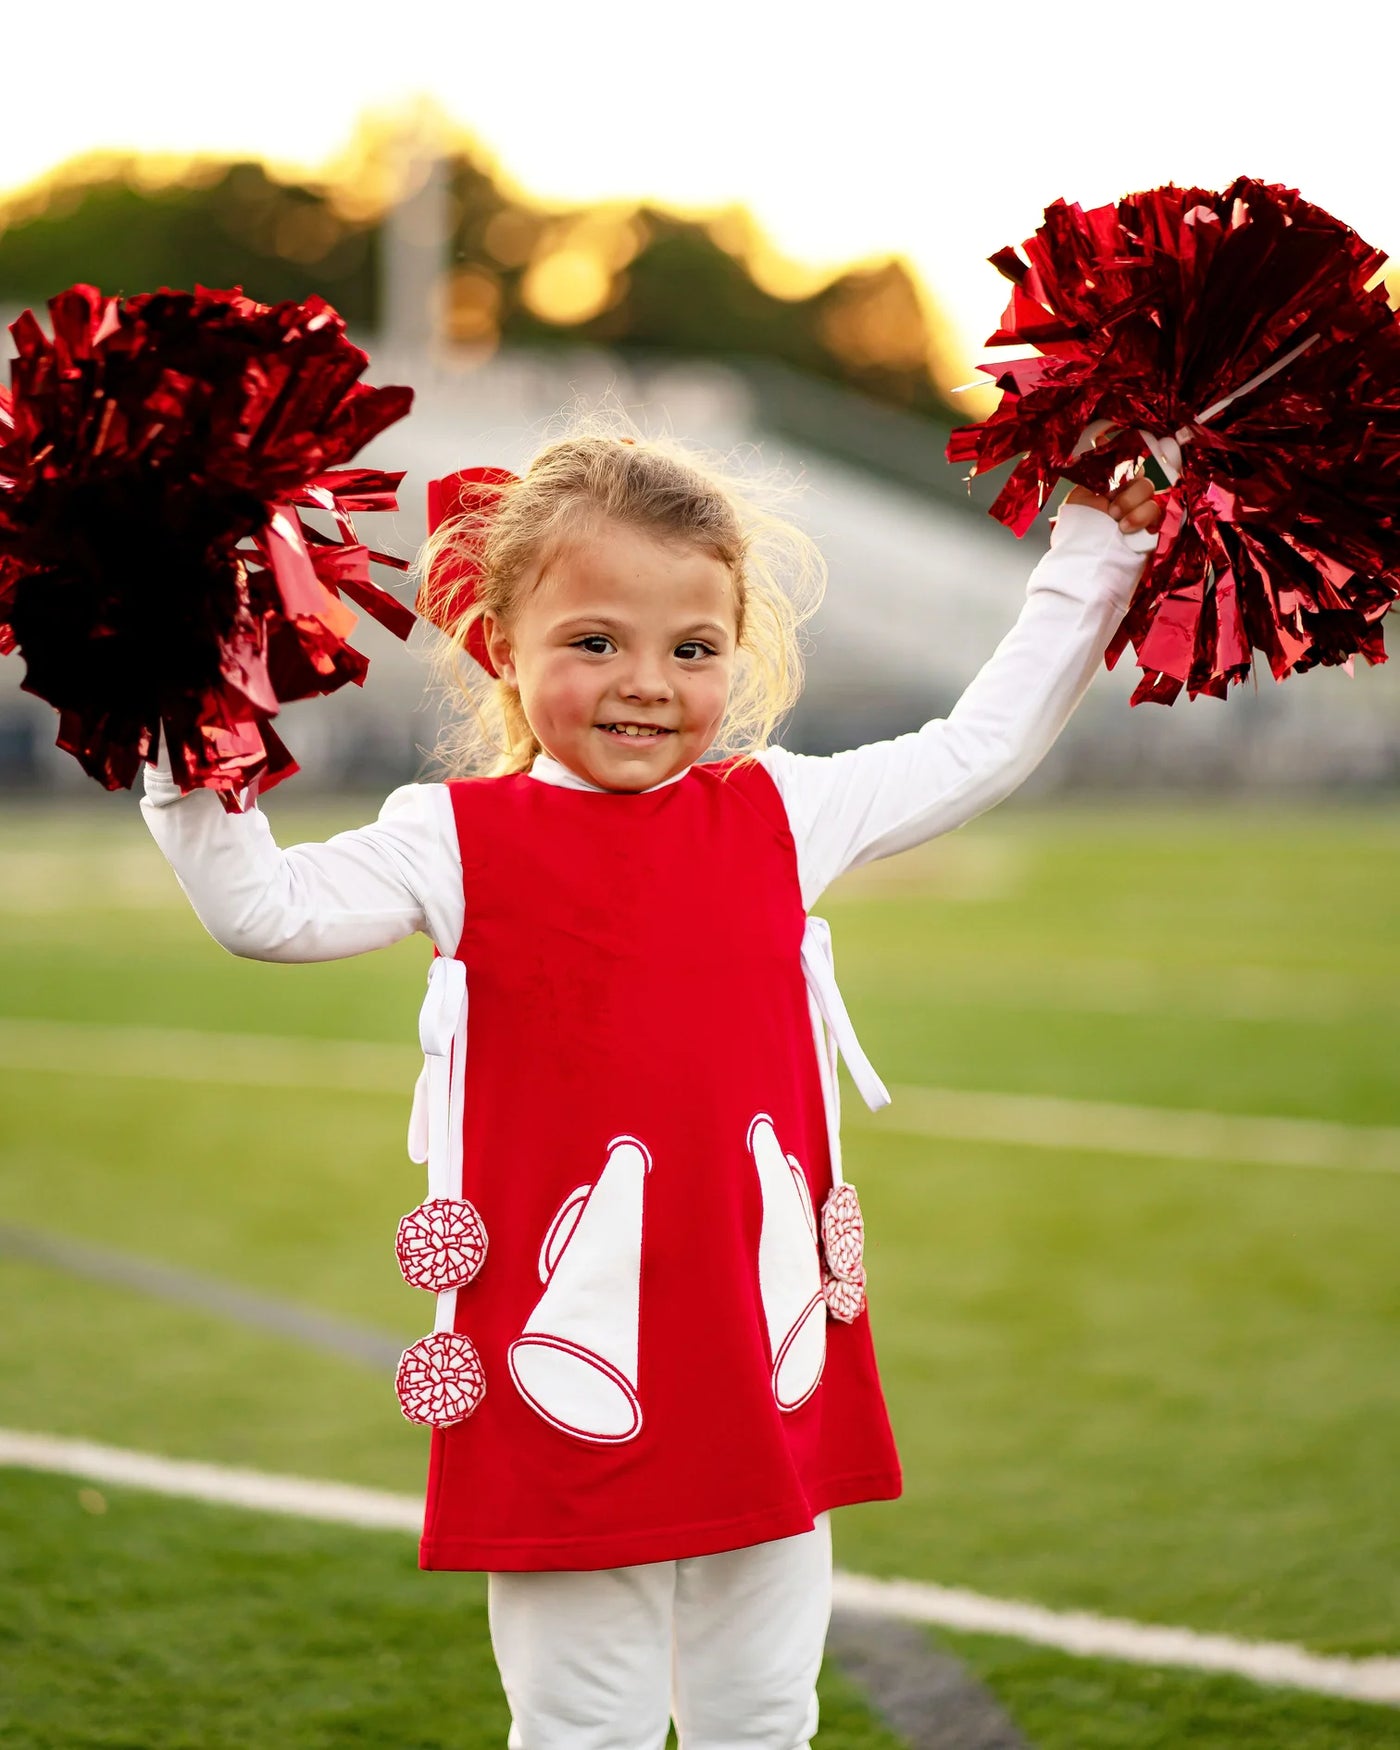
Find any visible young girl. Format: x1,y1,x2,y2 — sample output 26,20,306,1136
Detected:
141,427,1161,1750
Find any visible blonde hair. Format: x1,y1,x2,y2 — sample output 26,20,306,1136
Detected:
417,415,826,777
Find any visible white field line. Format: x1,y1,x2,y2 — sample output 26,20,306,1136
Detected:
0,1015,413,1094
879,1085,1400,1177
3,1428,1397,1708
0,1428,421,1532
862,958,1400,1026
3,1015,1399,1177
832,1571,1400,1708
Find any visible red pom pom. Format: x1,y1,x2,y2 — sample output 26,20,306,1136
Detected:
395,1331,486,1428
395,1197,488,1293
820,1182,865,1284
0,284,415,802
948,180,1400,703
822,1265,866,1325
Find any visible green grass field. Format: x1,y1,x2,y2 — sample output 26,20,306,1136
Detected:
2,794,1398,1747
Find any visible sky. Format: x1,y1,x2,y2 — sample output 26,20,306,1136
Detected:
4,0,1396,378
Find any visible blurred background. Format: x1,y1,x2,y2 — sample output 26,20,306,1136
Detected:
2,11,1399,794
3,8,1399,1750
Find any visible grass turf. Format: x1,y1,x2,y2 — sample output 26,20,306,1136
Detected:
932,1628,1400,1750
2,796,1398,1744
0,1469,902,1750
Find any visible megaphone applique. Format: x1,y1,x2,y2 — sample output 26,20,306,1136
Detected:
749,1114,826,1411
508,1135,652,1444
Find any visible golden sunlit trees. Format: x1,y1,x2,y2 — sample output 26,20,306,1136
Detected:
0,157,379,326
0,137,959,422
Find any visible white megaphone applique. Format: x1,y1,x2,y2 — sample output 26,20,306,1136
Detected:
508,1135,652,1444
749,1113,826,1411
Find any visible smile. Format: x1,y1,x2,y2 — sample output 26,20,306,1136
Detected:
598,724,674,739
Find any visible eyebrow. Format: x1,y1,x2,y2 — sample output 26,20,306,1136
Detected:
555,616,731,640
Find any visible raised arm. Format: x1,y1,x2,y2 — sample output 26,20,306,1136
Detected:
760,503,1147,907
140,763,464,961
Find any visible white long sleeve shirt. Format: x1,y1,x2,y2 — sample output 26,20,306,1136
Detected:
141,505,1146,959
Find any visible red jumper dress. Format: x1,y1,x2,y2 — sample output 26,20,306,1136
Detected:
416,759,902,1572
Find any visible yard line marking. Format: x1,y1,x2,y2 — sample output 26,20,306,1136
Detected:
878,1085,1400,1176
3,1014,1400,1175
0,1015,414,1093
861,958,1400,1026
0,1224,404,1371
0,1427,421,1533
832,1572,1400,1709
3,1428,1397,1707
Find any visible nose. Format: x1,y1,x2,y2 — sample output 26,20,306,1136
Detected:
618,651,673,704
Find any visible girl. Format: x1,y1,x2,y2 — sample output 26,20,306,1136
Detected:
142,425,1161,1750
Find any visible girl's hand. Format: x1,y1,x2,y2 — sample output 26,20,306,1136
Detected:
1066,470,1163,536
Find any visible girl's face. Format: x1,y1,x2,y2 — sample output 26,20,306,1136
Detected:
483,519,739,793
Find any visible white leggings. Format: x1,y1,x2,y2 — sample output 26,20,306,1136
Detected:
488,1516,833,1750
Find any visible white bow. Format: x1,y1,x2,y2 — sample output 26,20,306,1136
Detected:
800,915,890,1187
408,955,468,1201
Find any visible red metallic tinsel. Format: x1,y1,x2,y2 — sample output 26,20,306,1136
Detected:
0,283,416,801
947,179,1400,703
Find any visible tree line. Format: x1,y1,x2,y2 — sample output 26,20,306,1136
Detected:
0,142,960,422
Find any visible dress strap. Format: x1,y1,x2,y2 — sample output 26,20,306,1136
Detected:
800,915,890,1188
407,954,469,1333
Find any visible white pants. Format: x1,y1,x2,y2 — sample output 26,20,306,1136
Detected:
488,1516,832,1750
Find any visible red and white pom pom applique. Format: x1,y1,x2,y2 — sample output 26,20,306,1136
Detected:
395,1332,487,1428
821,1182,865,1283
395,1197,488,1293
823,1265,867,1325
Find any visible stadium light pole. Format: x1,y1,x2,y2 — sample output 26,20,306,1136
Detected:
381,106,450,362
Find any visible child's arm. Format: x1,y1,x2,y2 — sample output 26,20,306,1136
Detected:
760,500,1149,908
141,763,463,960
